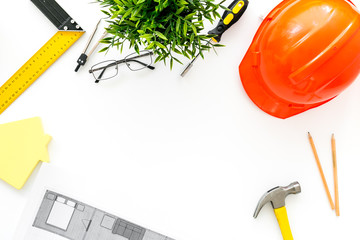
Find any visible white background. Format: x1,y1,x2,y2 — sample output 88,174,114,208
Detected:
1,0,360,239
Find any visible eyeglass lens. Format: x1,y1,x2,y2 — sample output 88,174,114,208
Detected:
125,51,153,71
91,60,118,81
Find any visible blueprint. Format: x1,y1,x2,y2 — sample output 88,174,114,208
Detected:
33,190,175,240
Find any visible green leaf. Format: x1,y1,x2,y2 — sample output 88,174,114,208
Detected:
179,0,188,5
190,34,194,44
131,5,143,18
176,6,185,15
219,5,231,11
154,31,168,40
111,10,121,19
146,42,156,49
213,11,221,19
191,24,197,36
121,7,133,20
100,39,112,44
199,50,204,59
155,41,166,49
183,22,187,36
170,58,173,70
183,52,190,59
185,13,196,20
134,43,140,54
173,57,183,64
102,37,114,41
101,10,111,16
99,47,109,53
176,18,181,33
155,55,162,63
140,34,153,39
173,48,182,55
212,43,225,47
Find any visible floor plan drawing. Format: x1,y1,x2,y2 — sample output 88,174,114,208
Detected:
33,190,175,240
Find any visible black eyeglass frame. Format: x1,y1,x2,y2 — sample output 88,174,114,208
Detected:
89,51,155,83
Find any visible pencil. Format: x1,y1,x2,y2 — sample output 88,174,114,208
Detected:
332,134,340,216
308,132,335,210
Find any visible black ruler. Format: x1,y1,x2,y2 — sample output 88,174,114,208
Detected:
31,0,82,30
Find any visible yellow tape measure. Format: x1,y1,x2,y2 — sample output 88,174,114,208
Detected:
0,31,83,114
0,0,85,115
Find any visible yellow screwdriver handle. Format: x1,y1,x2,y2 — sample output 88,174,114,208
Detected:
274,206,294,240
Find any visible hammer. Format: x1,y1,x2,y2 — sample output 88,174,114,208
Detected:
253,182,301,240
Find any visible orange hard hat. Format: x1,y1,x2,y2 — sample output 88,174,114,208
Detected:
239,0,360,119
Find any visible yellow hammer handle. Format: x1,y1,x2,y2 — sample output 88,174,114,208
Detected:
274,206,294,240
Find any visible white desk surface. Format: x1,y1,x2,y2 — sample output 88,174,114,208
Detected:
1,0,360,239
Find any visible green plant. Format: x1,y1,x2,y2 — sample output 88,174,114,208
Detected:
97,0,225,69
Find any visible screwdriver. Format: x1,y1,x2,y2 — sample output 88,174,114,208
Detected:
180,0,249,77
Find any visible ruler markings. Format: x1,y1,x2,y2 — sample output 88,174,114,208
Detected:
0,31,83,114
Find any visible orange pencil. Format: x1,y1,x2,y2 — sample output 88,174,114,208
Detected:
332,134,340,216
308,132,335,210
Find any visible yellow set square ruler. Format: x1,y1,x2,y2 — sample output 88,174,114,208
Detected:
0,0,85,115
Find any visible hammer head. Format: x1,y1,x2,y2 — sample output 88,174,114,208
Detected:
253,182,301,218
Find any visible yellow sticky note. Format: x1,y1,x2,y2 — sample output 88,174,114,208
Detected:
0,117,51,189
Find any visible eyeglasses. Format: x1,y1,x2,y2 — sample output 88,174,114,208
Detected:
89,50,155,83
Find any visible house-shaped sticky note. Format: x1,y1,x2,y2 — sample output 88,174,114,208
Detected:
0,117,51,189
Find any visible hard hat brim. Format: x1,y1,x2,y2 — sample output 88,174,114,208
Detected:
239,57,334,119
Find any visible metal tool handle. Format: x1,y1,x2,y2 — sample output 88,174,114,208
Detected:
274,207,294,240
208,0,249,42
